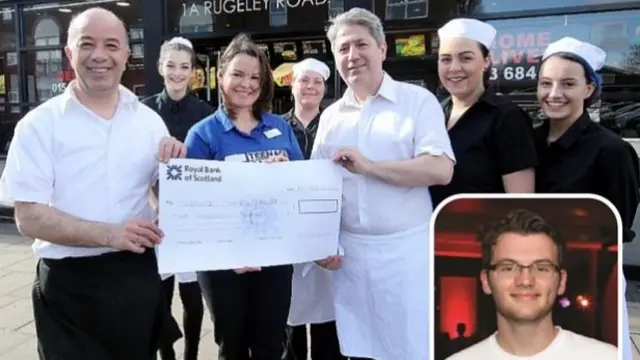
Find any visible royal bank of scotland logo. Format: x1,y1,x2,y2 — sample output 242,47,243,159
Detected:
166,164,183,181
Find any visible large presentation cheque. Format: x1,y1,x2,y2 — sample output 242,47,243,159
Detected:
156,158,343,273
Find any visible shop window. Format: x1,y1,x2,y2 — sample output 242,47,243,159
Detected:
22,1,143,47
480,10,640,138
23,49,66,103
0,7,16,50
0,48,20,154
20,1,144,103
177,4,214,34
269,0,288,27
385,0,427,20
328,0,344,19
469,0,640,15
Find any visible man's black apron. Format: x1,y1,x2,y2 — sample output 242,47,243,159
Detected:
32,249,182,360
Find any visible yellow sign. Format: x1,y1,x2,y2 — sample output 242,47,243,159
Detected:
395,34,426,57
209,67,216,89
190,68,206,90
272,62,295,87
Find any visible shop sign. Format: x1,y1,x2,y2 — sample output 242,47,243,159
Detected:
488,31,551,83
181,0,327,16
487,10,640,86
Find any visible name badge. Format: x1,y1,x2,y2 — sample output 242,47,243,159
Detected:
264,128,282,139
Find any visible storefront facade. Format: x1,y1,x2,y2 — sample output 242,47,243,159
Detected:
1,0,640,155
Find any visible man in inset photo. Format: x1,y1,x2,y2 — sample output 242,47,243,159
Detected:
446,209,618,359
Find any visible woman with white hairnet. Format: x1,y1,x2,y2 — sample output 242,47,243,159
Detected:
430,18,538,209
282,57,347,360
142,36,213,360
535,36,637,360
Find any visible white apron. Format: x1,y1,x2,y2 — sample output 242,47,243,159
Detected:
622,273,633,360
288,263,337,326
333,223,429,360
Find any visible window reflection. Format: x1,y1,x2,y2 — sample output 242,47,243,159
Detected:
470,0,640,14
24,49,67,103
179,4,214,33
386,0,427,19
0,7,16,49
270,0,287,27
480,10,640,137
0,50,20,154
328,0,344,19
20,0,144,105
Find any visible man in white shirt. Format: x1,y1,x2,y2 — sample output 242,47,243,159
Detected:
0,8,185,360
445,209,618,360
309,7,455,360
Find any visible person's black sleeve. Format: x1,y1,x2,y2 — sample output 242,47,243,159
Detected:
597,140,640,243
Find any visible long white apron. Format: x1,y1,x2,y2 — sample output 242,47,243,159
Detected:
333,223,429,360
288,263,337,326
622,272,633,360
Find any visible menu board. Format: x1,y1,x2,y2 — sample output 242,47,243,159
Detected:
274,41,298,62
303,40,327,55
302,39,330,60
394,34,426,57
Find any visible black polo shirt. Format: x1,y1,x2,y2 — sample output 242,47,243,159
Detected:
282,109,321,160
535,111,640,242
141,90,215,142
430,89,539,208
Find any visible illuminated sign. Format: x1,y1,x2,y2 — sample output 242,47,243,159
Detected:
487,10,640,86
489,32,551,82
181,0,327,15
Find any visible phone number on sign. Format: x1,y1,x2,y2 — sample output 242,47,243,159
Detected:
489,65,538,81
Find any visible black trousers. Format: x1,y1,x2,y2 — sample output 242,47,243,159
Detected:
287,322,347,360
32,249,180,360
159,277,204,360
198,265,293,360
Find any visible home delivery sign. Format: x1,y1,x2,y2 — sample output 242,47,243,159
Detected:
182,0,327,15
487,10,640,85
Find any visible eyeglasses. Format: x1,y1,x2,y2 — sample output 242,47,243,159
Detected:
487,261,560,277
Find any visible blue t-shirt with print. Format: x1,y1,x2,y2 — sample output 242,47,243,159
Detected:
185,108,304,162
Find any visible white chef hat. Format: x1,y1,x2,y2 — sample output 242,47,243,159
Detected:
292,58,331,81
167,36,193,49
542,37,606,72
438,18,497,49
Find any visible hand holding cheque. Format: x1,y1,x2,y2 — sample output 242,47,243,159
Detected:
156,158,343,274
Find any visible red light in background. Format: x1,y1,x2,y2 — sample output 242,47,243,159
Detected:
439,276,477,339
576,295,590,309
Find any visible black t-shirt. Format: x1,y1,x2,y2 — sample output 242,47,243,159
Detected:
282,109,322,160
535,111,640,242
141,90,215,142
430,89,539,208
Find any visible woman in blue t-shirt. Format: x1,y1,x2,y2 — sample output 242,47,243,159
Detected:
184,33,303,360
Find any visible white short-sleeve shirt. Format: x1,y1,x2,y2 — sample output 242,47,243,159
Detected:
445,327,618,360
0,82,169,259
311,73,455,235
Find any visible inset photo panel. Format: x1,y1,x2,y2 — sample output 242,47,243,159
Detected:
430,194,622,360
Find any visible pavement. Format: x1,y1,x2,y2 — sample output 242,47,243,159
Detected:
0,224,218,359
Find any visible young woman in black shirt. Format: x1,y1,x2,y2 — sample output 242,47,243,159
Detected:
430,18,538,209
141,36,214,360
